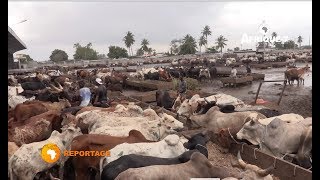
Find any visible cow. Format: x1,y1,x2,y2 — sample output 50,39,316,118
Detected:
21,81,48,91
236,117,312,165
171,94,186,112
189,106,266,133
8,142,19,160
156,90,175,110
88,110,184,141
284,65,310,86
13,99,71,123
9,110,63,146
8,126,82,180
8,95,36,109
101,134,187,167
159,69,172,81
199,68,211,82
106,83,123,92
101,133,209,180
187,67,200,79
70,130,154,180
231,151,274,180
114,152,235,180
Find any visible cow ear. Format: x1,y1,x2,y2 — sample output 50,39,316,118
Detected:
249,120,255,125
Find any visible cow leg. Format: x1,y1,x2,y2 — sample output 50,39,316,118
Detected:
59,163,64,180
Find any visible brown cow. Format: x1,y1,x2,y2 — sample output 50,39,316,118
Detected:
13,99,71,123
8,141,19,159
159,69,172,82
284,65,310,85
9,110,62,146
77,70,91,79
71,130,154,180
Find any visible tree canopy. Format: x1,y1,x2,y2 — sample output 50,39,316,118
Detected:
198,35,207,53
179,34,197,55
49,49,68,62
123,31,135,56
73,43,98,60
206,46,218,53
19,54,34,63
215,35,228,53
283,40,296,49
107,46,129,59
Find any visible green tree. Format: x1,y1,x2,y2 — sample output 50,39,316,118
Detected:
205,46,218,53
141,39,150,52
179,34,197,55
272,32,277,39
202,25,211,49
49,49,68,62
234,47,240,51
283,40,296,49
73,43,98,60
274,41,283,49
198,35,207,53
170,39,182,55
97,54,106,59
215,35,228,53
136,48,144,56
107,46,128,59
297,35,303,48
123,31,135,56
18,54,34,63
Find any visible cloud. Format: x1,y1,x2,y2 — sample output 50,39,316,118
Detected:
8,1,311,61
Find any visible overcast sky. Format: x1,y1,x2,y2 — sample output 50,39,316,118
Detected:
8,1,312,61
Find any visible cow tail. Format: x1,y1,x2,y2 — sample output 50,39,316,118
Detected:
99,157,106,177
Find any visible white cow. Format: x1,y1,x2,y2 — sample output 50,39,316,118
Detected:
87,109,184,141
257,113,305,125
8,95,35,109
101,134,186,167
177,93,247,117
8,126,82,180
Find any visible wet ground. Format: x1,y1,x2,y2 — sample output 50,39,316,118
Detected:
199,62,312,117
123,62,312,117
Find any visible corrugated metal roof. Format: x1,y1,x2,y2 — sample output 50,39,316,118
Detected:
8,26,27,53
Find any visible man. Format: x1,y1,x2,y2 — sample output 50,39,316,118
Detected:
177,76,187,99
230,66,237,78
93,78,109,108
246,64,251,74
78,80,91,107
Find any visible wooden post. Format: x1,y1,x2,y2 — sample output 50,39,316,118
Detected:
277,81,287,105
254,81,263,104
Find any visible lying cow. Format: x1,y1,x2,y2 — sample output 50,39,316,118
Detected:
8,126,82,180
236,117,312,167
101,134,187,167
70,130,153,180
101,133,209,180
21,81,49,91
8,142,19,160
189,106,266,133
115,152,235,180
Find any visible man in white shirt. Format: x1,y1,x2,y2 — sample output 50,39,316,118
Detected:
230,66,237,77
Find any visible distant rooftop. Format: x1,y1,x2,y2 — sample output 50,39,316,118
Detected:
8,26,27,54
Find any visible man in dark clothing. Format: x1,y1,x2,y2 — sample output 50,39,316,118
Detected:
93,78,109,108
177,76,187,99
246,64,251,74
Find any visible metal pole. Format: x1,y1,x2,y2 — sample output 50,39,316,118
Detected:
254,81,263,104
277,81,287,105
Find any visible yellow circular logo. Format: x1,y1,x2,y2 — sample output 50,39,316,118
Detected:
41,143,61,163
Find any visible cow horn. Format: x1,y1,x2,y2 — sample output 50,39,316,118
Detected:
49,84,60,92
237,151,247,169
57,82,63,90
256,165,274,177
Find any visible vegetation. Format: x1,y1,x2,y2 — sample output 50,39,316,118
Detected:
123,31,135,56
215,35,228,53
179,34,197,55
107,46,128,59
18,54,34,63
170,39,182,55
198,35,207,53
283,40,296,49
234,47,240,51
136,48,144,56
202,25,212,49
172,78,200,91
205,46,218,53
49,49,68,62
97,54,106,59
73,43,98,60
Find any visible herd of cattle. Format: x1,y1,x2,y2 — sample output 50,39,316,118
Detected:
8,73,312,180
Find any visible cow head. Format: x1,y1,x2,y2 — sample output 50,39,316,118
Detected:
236,119,263,145
163,134,180,146
159,113,184,132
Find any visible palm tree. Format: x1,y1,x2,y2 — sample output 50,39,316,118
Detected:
141,39,149,53
198,35,207,54
298,35,303,48
123,31,135,56
202,25,212,49
272,32,277,39
215,35,228,53
179,34,197,55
